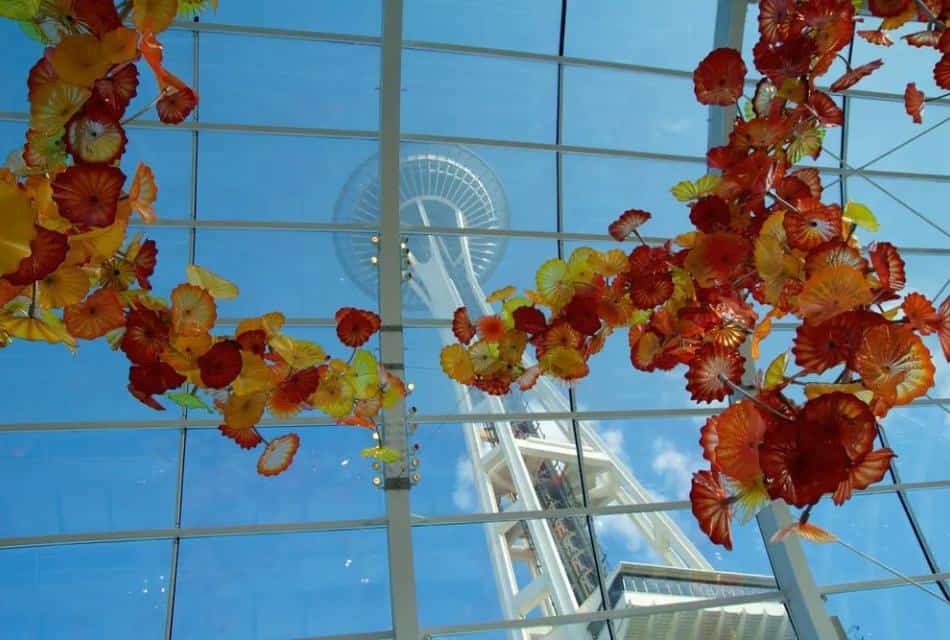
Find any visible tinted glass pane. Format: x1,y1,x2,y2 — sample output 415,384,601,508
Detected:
562,154,704,238
846,98,950,175
826,585,950,640
402,50,557,143
410,421,582,517
194,229,378,318
881,405,950,484
563,68,708,156
199,34,379,129
182,424,385,526
565,0,716,71
404,0,561,53
207,1,381,35
0,541,169,640
198,133,378,223
805,493,931,585
172,529,390,638
0,430,178,537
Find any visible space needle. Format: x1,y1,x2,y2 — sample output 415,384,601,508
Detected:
334,144,794,640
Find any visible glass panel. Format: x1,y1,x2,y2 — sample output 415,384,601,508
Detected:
562,67,708,156
410,420,582,517
401,50,557,143
907,488,949,571
198,133,379,223
172,529,390,638
565,0,716,72
0,21,39,113
122,127,193,220
194,229,378,318
182,420,385,526
207,0,381,35
846,98,950,175
825,585,950,640
843,174,950,249
596,508,777,579
413,519,604,626
902,254,950,308
0,541,169,639
579,416,724,505
805,492,932,586
397,141,558,233
0,430,177,537
562,153,705,237
881,405,950,484
404,0,561,54
198,35,379,130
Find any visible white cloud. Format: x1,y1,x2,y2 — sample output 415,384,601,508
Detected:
451,456,476,511
594,514,644,553
651,438,699,499
599,427,626,459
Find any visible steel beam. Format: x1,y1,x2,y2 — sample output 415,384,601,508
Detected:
376,2,420,639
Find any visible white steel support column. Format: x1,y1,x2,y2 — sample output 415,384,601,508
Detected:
710,1,836,637
378,2,420,640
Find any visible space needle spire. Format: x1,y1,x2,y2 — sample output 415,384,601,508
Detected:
334,144,793,640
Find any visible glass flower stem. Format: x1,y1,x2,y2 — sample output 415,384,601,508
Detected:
717,373,793,421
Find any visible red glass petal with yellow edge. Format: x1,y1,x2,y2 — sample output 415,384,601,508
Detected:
904,82,925,124
219,424,263,449
157,86,198,124
707,401,767,482
757,0,804,44
52,164,125,228
902,292,938,335
829,59,883,92
684,343,744,403
693,48,746,106
798,266,872,325
853,324,935,408
869,242,906,292
607,208,651,241
690,470,733,550
171,283,217,336
336,307,381,348
65,108,127,164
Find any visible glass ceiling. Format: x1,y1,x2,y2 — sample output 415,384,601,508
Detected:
0,1,948,639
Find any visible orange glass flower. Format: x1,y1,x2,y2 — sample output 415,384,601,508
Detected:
64,288,125,340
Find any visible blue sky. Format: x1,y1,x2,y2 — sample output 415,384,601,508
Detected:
1,1,948,638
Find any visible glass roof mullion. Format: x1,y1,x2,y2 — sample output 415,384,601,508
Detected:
376,3,421,640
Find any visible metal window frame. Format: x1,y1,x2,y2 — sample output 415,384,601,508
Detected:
1,395,947,432
1,3,948,638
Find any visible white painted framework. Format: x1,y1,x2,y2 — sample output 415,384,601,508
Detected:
0,1,947,639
